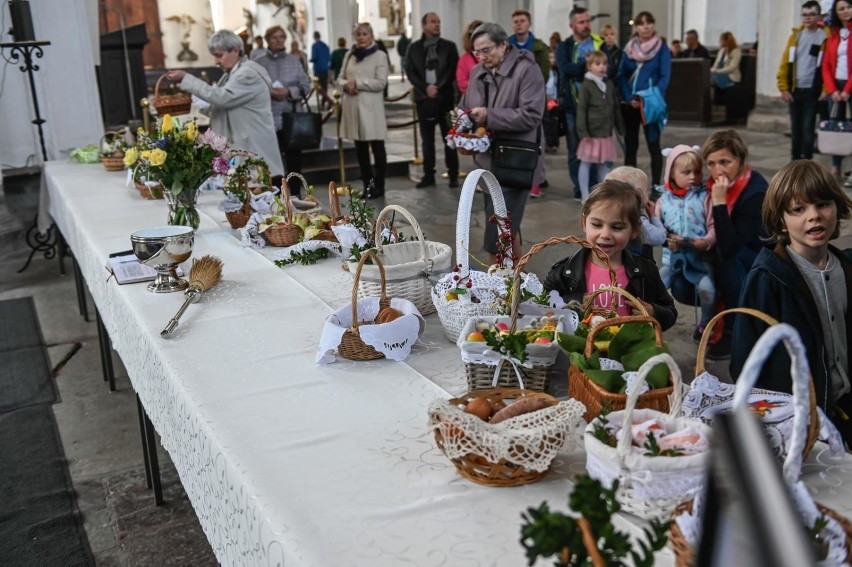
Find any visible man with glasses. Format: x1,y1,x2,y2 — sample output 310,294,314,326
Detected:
404,12,460,188
556,6,603,200
777,0,830,160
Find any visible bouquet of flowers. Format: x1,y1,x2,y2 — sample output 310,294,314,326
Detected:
125,114,230,228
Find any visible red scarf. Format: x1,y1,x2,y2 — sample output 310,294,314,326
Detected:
705,168,752,214
664,181,689,198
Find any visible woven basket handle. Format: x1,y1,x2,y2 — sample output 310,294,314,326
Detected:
616,353,683,459
280,178,294,224
328,181,344,222
285,172,308,196
99,131,123,153
582,285,648,320
695,307,779,376
731,323,813,484
373,205,428,259
154,73,179,98
350,250,388,332
583,312,660,358
455,169,510,279
509,236,614,331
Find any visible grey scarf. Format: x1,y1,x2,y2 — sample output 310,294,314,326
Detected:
423,35,440,84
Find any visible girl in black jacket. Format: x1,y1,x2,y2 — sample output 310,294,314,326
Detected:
544,179,677,330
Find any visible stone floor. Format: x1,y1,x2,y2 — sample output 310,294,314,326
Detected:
2,77,852,566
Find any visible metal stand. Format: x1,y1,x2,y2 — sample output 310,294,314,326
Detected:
136,394,164,505
1,41,58,273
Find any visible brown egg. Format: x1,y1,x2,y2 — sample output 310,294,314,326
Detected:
464,396,493,421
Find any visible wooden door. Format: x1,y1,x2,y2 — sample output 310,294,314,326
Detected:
99,0,165,69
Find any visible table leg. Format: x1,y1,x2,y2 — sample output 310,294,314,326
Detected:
139,396,164,506
72,254,89,322
95,309,116,391
16,214,58,273
136,394,153,490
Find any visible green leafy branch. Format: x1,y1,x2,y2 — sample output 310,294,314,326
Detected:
642,431,685,457
273,248,329,267
482,327,529,364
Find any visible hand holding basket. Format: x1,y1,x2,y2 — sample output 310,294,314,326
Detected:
153,73,192,116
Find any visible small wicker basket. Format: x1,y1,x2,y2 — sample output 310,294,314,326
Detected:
568,291,674,423
338,251,389,361
224,152,271,229
431,388,562,486
99,131,125,171
261,180,302,247
692,307,820,461
132,165,164,199
152,74,192,116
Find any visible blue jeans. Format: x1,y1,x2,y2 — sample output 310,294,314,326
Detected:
789,88,819,160
712,72,735,89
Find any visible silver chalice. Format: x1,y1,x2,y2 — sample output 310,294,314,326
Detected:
130,226,194,293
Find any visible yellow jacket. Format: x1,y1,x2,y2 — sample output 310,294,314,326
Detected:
776,25,830,93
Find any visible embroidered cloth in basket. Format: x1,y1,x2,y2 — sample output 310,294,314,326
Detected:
682,308,844,462
432,169,515,342
674,325,851,566
347,205,452,316
584,353,711,520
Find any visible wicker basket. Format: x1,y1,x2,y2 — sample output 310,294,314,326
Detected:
431,388,573,486
446,110,491,156
689,307,820,462
431,169,512,342
339,251,389,361
132,165,164,199
224,152,272,229
347,205,451,316
99,131,126,171
261,180,302,247
671,325,851,565
584,353,711,519
569,293,673,423
152,74,192,116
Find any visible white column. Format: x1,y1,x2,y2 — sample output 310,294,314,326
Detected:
756,0,796,97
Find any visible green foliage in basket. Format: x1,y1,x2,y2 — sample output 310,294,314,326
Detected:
70,145,101,164
557,322,670,394
224,157,270,201
643,431,686,457
481,327,530,365
520,475,669,567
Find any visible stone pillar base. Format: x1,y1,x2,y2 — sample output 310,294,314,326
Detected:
747,94,791,134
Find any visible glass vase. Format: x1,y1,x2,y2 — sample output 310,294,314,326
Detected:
165,186,200,230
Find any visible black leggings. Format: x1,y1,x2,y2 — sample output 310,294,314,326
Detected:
622,104,662,185
354,140,387,193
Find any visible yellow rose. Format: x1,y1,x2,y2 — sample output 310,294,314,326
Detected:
122,147,139,167
140,150,152,161
148,148,167,166
185,121,197,141
161,114,173,134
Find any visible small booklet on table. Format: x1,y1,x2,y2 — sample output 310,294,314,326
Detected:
106,251,183,285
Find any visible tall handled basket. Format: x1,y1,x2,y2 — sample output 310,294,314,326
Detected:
152,73,192,116
348,205,451,315
432,169,512,342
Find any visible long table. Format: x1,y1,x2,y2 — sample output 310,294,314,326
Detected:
44,161,852,566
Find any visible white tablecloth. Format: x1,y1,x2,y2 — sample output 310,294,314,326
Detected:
44,161,852,566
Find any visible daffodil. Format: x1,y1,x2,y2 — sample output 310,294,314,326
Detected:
148,148,167,166
161,114,173,134
185,121,198,141
122,147,139,167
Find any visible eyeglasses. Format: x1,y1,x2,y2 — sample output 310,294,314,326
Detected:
473,44,498,57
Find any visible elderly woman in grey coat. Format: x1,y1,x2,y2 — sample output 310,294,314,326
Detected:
338,22,389,199
166,30,284,179
459,22,545,262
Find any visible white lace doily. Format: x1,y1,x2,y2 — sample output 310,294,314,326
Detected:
428,397,586,472
316,297,426,364
445,110,491,154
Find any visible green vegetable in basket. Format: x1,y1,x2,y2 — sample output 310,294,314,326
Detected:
556,332,586,354
621,344,670,390
568,351,588,371
606,321,656,361
585,369,625,393
587,349,601,370
69,145,101,164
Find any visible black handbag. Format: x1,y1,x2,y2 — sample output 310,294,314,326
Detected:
279,100,322,150
490,135,540,190
481,80,540,190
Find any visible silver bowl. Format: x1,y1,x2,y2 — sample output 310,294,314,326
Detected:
130,226,194,293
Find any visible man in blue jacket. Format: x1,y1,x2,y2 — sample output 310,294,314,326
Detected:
311,31,331,108
556,7,603,200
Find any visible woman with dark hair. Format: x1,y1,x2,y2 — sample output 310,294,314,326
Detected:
616,11,671,186
711,31,742,90
459,22,545,262
700,129,769,358
822,0,852,179
338,23,390,199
